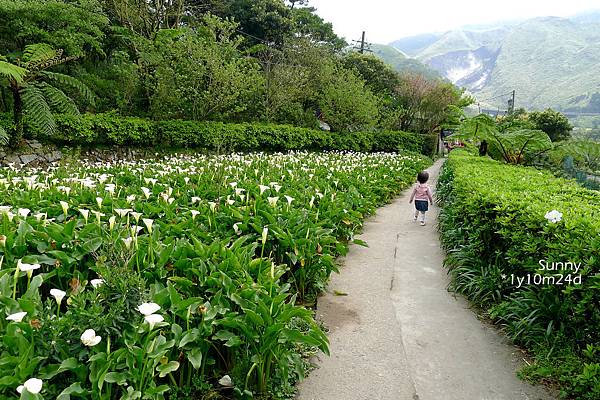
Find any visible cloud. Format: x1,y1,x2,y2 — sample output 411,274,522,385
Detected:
309,0,600,43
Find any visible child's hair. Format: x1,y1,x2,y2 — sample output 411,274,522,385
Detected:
417,171,429,184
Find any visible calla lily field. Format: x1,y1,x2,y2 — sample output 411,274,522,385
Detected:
0,150,430,399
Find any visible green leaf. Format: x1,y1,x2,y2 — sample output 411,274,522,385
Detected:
56,382,86,400
0,61,27,83
187,348,203,370
156,361,179,378
104,371,129,385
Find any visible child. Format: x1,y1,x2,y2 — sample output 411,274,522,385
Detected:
409,170,433,226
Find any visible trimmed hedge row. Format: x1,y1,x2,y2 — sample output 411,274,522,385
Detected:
437,150,600,398
11,113,432,154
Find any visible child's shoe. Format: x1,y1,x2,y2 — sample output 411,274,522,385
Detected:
420,221,426,226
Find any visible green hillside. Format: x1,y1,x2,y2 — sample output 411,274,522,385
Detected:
370,44,442,80
390,12,600,114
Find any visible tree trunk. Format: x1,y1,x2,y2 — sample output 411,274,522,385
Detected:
10,85,23,148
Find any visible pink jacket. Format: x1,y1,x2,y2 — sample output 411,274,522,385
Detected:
409,183,433,203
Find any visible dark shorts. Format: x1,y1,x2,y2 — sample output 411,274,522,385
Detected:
415,200,429,212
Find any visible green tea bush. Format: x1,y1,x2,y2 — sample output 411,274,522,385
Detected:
31,113,427,154
437,150,600,398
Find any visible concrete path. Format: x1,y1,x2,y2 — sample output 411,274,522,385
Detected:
297,159,555,400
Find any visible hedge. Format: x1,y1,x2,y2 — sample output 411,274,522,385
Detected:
437,150,600,398
0,112,431,154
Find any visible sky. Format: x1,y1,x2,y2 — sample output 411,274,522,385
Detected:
308,0,600,44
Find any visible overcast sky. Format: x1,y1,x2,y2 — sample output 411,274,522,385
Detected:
308,0,600,44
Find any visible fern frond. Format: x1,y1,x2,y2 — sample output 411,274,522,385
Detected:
39,82,79,115
23,44,58,64
21,85,56,137
41,71,96,106
0,60,28,83
0,125,9,146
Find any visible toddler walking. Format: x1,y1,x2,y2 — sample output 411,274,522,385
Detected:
409,170,433,226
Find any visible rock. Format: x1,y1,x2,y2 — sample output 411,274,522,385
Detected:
19,154,39,166
5,154,21,165
46,151,62,162
28,140,43,150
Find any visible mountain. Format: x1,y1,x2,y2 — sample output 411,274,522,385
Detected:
370,44,442,80
389,10,600,114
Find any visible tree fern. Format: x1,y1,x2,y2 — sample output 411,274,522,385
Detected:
0,60,27,83
22,44,58,64
21,85,56,137
39,82,79,115
41,71,96,106
0,126,8,146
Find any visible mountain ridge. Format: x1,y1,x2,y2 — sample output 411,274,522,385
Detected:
387,10,600,113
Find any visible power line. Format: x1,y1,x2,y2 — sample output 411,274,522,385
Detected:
477,91,515,103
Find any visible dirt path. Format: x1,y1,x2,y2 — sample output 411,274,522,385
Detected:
296,159,555,400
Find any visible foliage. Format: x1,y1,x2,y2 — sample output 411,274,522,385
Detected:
528,108,573,142
437,151,600,399
0,44,94,147
455,114,554,164
0,0,108,57
0,151,430,398
142,20,264,122
32,113,428,154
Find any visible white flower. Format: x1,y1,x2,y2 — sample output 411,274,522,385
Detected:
0,205,11,214
233,222,241,235
80,329,102,347
17,378,43,394
108,216,116,231
191,196,201,204
273,184,282,192
90,279,105,288
59,201,69,216
184,177,190,184
17,208,30,218
96,197,103,208
105,184,116,195
92,211,105,224
144,313,164,328
258,185,270,195
50,289,66,305
6,311,27,322
79,209,90,223
544,210,563,223
141,187,151,199
267,197,279,207
262,226,268,245
143,218,154,233
284,195,294,205
126,195,136,204
131,212,142,223
17,259,41,273
114,208,133,218
229,182,237,188
122,237,133,249
208,202,217,212
137,302,161,316
0,235,6,248
190,210,200,221
34,212,46,222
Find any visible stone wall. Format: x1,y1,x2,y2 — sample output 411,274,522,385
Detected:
0,140,164,168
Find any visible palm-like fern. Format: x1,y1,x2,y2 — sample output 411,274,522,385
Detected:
0,43,95,147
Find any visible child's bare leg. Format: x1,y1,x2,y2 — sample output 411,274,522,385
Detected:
420,211,426,225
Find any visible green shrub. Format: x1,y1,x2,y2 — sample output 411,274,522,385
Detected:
35,113,427,154
438,150,600,398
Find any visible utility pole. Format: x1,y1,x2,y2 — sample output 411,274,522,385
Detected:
507,90,516,114
352,31,372,54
